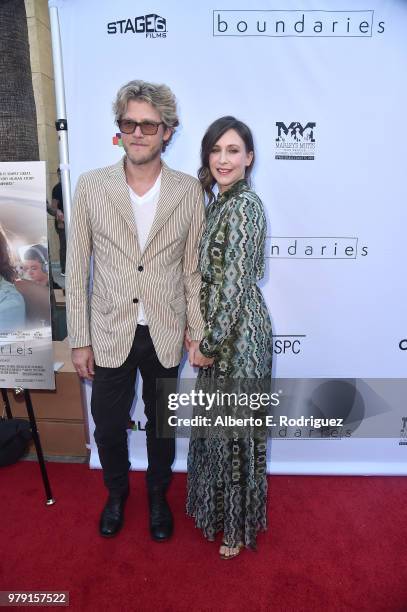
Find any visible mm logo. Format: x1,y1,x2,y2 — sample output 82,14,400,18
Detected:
275,121,316,160
276,122,316,143
107,14,167,38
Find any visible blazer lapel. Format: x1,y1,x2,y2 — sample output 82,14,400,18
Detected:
104,157,140,243
143,161,185,252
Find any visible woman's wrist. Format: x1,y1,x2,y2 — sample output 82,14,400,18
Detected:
199,338,216,358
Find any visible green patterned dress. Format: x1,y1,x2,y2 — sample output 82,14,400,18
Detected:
186,179,272,549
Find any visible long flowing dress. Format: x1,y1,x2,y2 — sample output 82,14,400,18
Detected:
186,179,272,549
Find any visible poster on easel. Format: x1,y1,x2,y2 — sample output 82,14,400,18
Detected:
0,161,55,390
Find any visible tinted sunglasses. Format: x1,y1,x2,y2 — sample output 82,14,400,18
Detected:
117,119,163,135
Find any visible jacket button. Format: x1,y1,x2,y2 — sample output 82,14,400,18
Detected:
138,265,143,272
133,298,139,303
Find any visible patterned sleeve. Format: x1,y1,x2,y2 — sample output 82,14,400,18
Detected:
199,193,266,357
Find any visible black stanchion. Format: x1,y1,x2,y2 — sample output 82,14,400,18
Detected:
1,388,13,419
1,388,56,506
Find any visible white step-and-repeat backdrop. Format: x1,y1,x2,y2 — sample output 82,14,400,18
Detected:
55,0,407,474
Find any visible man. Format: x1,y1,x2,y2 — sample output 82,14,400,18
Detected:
66,80,211,540
51,168,66,276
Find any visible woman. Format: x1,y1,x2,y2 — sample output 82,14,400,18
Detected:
187,117,272,559
0,224,25,331
23,244,49,287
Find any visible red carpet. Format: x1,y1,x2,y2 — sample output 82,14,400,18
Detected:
1,462,406,611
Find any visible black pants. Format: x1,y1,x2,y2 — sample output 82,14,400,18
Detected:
91,326,179,496
56,227,66,274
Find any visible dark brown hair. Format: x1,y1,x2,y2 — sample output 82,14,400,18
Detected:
0,224,16,282
198,116,255,203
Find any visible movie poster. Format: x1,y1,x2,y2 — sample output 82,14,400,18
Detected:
0,162,55,389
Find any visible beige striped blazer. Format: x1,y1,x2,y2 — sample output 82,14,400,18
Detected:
66,157,205,368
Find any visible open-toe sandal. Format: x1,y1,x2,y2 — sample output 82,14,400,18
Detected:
219,541,244,560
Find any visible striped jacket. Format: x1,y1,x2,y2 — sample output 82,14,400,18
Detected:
66,157,205,368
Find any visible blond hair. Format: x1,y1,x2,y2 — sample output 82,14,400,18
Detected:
113,80,179,151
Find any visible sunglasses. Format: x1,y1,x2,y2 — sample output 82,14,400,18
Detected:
117,119,164,135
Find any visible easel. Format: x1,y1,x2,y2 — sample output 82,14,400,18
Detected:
1,387,55,506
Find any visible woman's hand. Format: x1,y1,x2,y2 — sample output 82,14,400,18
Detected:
189,345,214,368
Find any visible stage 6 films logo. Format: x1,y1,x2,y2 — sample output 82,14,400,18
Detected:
275,121,316,160
107,14,167,38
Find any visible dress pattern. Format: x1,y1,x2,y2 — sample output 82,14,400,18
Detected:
186,179,272,549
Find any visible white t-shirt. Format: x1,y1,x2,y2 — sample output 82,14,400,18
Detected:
128,171,161,325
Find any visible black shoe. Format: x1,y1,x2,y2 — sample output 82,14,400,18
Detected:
99,489,129,538
148,488,173,542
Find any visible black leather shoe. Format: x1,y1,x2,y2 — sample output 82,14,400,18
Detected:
148,488,173,542
99,490,129,538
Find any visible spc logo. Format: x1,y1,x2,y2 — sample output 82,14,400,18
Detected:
273,335,305,355
107,14,167,38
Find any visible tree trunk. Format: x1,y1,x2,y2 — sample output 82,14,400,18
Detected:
0,0,39,161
